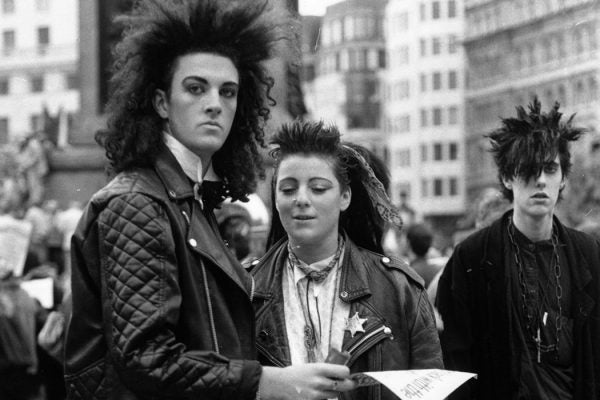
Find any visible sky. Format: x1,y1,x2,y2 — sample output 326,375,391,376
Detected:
298,0,340,16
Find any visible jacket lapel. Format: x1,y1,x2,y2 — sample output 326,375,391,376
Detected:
253,242,292,367
153,147,249,295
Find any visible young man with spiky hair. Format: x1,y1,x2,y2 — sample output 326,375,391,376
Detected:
436,98,600,400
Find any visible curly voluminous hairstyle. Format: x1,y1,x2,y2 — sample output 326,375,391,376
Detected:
266,120,391,253
95,0,287,201
487,97,585,201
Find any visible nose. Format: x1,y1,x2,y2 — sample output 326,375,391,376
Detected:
293,187,310,207
535,172,547,187
204,88,222,117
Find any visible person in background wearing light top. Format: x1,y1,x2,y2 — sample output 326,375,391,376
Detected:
63,1,355,399
436,98,600,400
251,120,443,400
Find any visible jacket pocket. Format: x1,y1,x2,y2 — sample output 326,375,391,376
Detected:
346,324,393,366
65,357,110,400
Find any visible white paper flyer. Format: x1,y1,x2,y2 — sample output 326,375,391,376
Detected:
353,369,476,400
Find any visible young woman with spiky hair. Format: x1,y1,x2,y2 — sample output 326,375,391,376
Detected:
64,1,356,399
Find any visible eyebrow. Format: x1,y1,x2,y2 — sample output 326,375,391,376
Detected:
182,76,239,86
278,177,334,184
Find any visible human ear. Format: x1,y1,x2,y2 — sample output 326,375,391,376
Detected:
153,89,169,119
340,187,352,212
502,177,513,191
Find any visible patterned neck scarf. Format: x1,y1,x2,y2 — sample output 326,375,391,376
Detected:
287,236,345,283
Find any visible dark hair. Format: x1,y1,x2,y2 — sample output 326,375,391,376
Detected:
95,0,287,201
219,216,252,261
406,224,432,257
267,120,391,253
487,97,584,201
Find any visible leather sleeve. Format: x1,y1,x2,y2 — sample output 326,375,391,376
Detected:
408,287,445,369
97,193,260,399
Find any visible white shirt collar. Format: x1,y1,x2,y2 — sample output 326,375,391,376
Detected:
163,132,220,184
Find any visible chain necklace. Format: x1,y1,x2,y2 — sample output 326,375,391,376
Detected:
507,217,563,363
288,237,344,362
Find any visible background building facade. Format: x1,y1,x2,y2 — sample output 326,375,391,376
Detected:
303,0,389,159
464,0,600,201
384,0,466,237
0,0,79,144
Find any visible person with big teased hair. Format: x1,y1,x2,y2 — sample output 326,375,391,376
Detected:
64,1,356,399
436,98,600,400
251,120,443,400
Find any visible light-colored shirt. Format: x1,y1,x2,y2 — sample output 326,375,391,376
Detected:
283,247,350,364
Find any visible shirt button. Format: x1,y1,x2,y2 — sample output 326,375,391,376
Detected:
168,190,176,198
381,257,390,264
188,238,197,247
341,291,348,299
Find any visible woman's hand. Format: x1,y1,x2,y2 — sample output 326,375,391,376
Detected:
259,364,356,400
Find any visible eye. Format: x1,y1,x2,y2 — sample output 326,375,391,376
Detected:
221,87,238,99
311,186,328,194
544,164,558,173
278,186,297,196
187,84,205,95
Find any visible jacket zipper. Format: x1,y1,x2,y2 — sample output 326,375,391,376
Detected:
347,325,392,366
256,341,286,367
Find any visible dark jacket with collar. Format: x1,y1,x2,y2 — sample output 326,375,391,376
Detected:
436,211,600,400
251,236,443,400
64,147,261,400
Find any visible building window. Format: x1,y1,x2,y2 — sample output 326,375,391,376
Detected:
0,117,9,144
589,26,597,50
332,19,342,44
420,2,427,20
1,0,14,14
449,177,458,196
397,149,411,167
2,30,15,54
37,26,50,53
448,106,458,125
433,72,442,90
449,142,458,160
448,35,457,53
448,0,456,18
434,143,443,161
31,75,44,92
420,38,427,57
378,49,386,68
574,29,584,54
448,70,457,89
30,114,43,132
420,108,428,127
434,178,443,196
421,144,428,162
344,15,355,40
432,1,441,19
433,107,442,125
422,179,429,197
66,72,79,90
432,37,441,55
0,78,8,95
420,73,427,92
36,0,49,11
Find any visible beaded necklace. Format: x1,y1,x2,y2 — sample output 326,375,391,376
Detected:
507,216,563,363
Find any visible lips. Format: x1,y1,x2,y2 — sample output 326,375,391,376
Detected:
293,215,314,220
531,193,549,199
201,121,221,129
